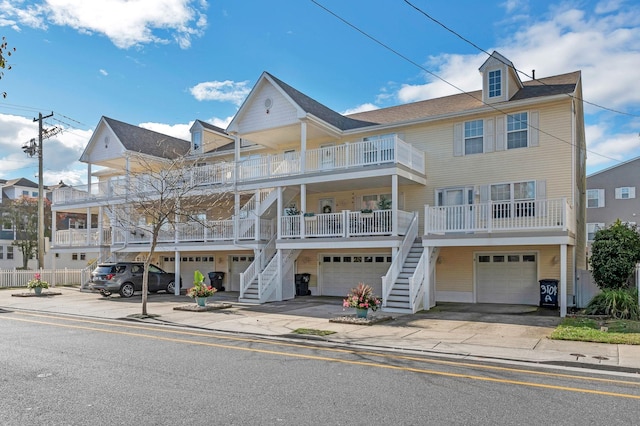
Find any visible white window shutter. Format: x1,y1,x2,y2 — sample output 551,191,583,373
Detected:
598,189,605,207
630,187,636,199
479,185,490,203
615,188,622,199
453,123,463,156
495,116,505,151
536,180,546,199
484,118,495,153
355,195,363,210
529,111,539,147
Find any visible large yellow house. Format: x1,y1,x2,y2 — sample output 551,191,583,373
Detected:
51,52,586,317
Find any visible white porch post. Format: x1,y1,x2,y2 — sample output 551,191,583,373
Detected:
51,209,57,247
392,175,398,236
87,163,92,193
300,184,306,239
423,246,431,311
560,244,567,317
254,189,261,241
86,208,91,245
98,206,103,246
300,122,307,173
277,187,283,239
174,250,181,295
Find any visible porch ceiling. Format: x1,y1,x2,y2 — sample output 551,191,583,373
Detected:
239,122,337,149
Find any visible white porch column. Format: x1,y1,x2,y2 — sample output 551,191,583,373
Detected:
86,207,91,245
392,174,398,237
254,189,261,241
97,206,104,246
87,163,92,193
560,244,567,317
300,122,307,173
423,246,431,311
277,187,283,240
51,209,57,248
300,184,306,239
174,250,181,295
234,191,240,240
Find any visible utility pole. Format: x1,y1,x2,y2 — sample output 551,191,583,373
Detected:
34,112,52,269
22,112,59,270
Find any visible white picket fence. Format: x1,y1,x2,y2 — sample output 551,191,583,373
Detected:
0,268,90,288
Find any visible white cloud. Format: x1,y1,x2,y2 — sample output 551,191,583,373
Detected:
99,69,108,76
342,103,379,115
0,114,92,185
189,80,251,105
0,0,207,49
139,121,192,141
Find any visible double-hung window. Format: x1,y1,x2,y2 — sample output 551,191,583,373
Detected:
587,189,604,208
464,120,483,155
507,112,528,149
587,223,605,241
615,187,636,199
491,181,536,218
488,70,501,98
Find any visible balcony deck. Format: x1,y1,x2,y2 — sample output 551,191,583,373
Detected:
424,198,572,236
52,137,425,206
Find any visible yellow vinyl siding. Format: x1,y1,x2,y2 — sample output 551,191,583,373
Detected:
436,245,575,295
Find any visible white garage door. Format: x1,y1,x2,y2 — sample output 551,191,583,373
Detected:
320,254,391,297
229,255,254,292
476,253,538,305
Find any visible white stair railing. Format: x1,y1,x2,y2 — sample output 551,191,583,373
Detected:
381,212,418,306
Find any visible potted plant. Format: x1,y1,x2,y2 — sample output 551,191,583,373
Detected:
27,273,49,296
343,282,381,318
186,270,216,307
285,204,301,216
377,196,391,210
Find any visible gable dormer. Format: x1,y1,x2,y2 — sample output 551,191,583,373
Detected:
479,51,523,104
189,120,234,154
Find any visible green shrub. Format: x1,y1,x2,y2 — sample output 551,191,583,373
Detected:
584,288,639,320
589,220,640,290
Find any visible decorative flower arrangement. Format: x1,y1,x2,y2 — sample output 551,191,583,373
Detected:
27,273,49,290
343,283,381,311
186,270,216,298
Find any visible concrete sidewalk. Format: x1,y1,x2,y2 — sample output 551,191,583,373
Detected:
2,286,640,373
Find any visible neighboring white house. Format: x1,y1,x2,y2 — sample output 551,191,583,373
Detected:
50,51,587,316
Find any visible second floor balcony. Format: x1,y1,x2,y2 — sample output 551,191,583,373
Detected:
52,136,425,206
424,198,572,236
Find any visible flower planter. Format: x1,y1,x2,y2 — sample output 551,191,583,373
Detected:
34,287,43,296
356,308,368,318
196,297,207,307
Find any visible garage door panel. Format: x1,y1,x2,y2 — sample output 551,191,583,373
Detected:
320,254,390,297
476,253,537,305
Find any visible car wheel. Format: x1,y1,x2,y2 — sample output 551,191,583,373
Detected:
166,281,175,295
119,282,135,298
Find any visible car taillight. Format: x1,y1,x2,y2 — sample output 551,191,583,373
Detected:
106,274,114,280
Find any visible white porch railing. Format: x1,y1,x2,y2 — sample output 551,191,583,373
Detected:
424,198,571,234
281,209,413,239
0,268,89,288
53,137,425,206
54,228,112,247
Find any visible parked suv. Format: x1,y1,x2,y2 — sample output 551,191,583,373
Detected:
89,262,177,298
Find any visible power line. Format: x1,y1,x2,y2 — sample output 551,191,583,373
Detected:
309,0,623,165
402,0,639,119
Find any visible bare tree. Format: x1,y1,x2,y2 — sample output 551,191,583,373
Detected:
106,152,234,315
1,36,16,98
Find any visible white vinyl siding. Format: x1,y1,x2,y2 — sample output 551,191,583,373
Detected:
615,187,636,199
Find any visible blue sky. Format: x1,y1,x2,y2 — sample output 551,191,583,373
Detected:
0,0,639,186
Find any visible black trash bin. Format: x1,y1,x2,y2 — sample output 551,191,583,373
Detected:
295,273,311,296
208,272,226,291
539,279,558,308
